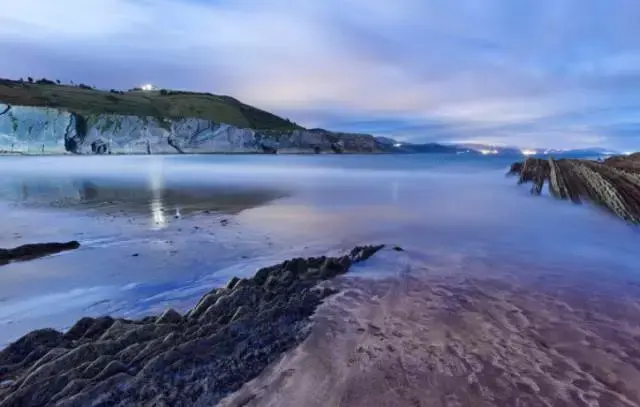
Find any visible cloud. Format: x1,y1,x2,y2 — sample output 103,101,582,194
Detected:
0,0,640,149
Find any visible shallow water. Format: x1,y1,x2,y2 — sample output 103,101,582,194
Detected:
0,154,638,346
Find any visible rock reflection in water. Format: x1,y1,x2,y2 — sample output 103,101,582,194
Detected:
1,173,287,229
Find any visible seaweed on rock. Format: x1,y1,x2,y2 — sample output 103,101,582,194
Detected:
508,155,640,224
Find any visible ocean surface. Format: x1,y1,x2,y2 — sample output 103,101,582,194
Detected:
1,153,639,346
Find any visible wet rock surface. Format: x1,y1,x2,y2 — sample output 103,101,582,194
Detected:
0,241,80,266
508,155,640,223
0,245,383,406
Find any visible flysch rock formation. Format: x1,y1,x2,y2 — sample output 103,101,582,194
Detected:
0,103,384,155
508,154,640,224
0,245,384,407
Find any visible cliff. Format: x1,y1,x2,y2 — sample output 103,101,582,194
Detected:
0,79,386,154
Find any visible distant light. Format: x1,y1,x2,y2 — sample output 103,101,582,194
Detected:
520,149,537,156
393,143,402,147
141,84,155,91
479,149,498,155
623,151,633,156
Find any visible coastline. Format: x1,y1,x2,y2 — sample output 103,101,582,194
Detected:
2,153,640,406
0,246,384,406
4,245,639,406
223,264,640,407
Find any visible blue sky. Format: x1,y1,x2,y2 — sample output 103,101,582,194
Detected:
1,0,640,149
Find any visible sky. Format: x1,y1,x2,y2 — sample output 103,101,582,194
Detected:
1,0,640,149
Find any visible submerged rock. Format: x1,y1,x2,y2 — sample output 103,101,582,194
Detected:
0,245,384,406
0,241,80,265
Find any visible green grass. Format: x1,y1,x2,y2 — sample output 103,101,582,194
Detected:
0,79,302,131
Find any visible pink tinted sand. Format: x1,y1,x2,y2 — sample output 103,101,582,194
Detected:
221,260,640,407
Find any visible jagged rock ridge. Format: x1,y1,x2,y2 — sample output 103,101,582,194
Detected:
0,245,384,406
508,154,640,224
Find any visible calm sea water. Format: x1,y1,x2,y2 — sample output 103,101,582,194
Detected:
0,153,638,345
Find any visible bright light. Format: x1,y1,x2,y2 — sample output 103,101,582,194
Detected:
149,158,167,230
479,149,498,155
393,143,402,147
521,149,537,156
141,84,155,91
623,151,634,156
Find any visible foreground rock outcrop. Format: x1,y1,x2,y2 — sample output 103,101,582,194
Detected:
0,245,383,406
508,154,640,223
0,241,80,266
0,103,386,155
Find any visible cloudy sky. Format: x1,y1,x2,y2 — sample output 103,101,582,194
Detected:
1,0,640,149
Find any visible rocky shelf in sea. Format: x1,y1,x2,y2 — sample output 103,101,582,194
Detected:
508,153,640,224
0,245,384,406
0,241,80,266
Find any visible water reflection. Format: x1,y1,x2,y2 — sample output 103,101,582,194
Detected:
149,157,167,230
0,168,288,230
150,199,167,230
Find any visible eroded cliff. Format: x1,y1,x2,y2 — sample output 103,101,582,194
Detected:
0,103,384,155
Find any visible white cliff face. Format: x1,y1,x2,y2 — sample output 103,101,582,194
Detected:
0,103,381,154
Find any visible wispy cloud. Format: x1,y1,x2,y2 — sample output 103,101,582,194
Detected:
1,0,640,149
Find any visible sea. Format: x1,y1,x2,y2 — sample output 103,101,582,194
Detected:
0,153,639,346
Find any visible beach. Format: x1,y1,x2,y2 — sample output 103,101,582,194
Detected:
1,154,640,405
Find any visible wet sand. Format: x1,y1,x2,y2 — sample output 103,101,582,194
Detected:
222,255,640,407
2,155,640,405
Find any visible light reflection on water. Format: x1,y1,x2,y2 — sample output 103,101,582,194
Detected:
148,156,167,230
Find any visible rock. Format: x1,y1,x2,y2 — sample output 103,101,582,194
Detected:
509,156,640,223
0,102,389,155
0,241,80,265
81,317,115,340
393,246,405,252
350,245,385,262
156,309,182,325
508,161,523,176
93,360,127,382
64,317,96,341
226,277,241,290
90,139,109,154
0,328,65,366
187,290,222,320
0,245,385,407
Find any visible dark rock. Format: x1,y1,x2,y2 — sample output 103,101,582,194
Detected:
90,139,109,154
260,144,278,154
0,328,64,366
0,245,384,406
226,277,241,290
64,317,96,341
508,161,523,176
93,360,127,382
350,245,385,262
0,241,80,265
81,316,115,340
393,246,405,252
156,309,182,325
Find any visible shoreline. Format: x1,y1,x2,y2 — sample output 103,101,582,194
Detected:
0,151,392,157
0,245,384,406
223,263,640,407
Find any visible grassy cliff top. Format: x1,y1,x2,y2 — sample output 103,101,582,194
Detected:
0,78,301,131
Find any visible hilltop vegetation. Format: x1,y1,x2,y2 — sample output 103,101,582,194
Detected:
0,78,300,131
